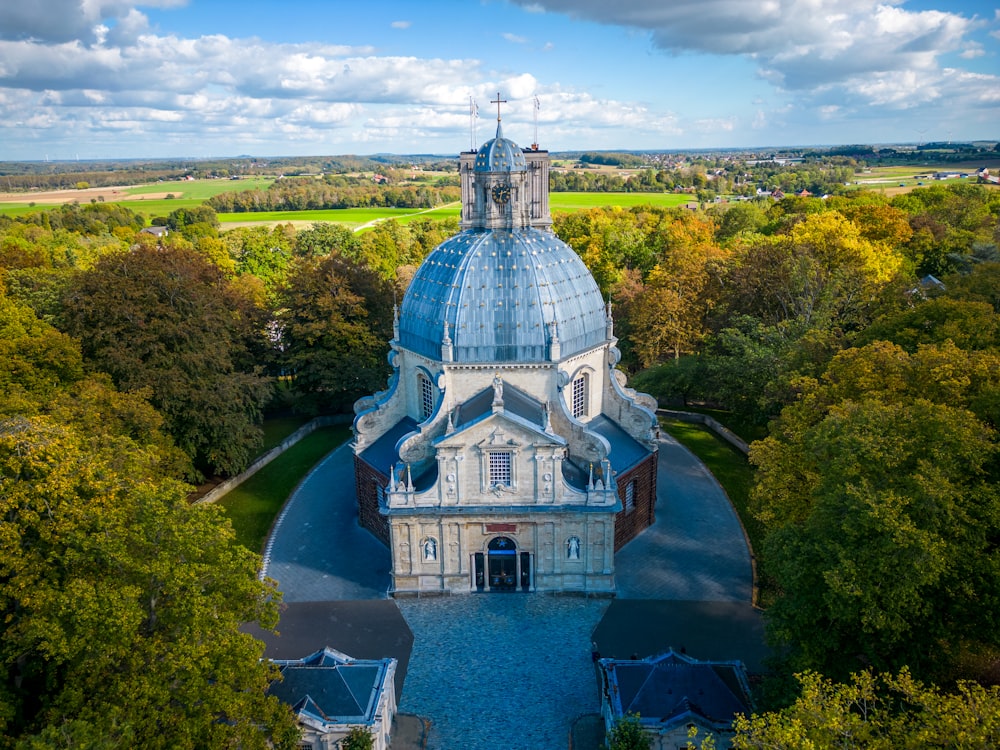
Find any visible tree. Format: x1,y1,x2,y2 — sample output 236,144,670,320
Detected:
62,245,272,478
341,726,375,750
750,343,1000,680
293,222,360,259
604,713,651,750
0,416,299,748
278,252,393,414
859,297,1000,352
720,212,905,331
732,669,1000,749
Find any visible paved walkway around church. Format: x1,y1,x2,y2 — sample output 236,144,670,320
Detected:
258,433,761,749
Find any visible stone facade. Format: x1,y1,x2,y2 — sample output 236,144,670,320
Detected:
352,119,658,596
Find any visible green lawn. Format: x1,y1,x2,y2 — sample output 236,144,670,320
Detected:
219,424,351,552
675,406,768,444
260,415,313,453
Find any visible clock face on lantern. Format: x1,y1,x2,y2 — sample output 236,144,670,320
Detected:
491,182,511,205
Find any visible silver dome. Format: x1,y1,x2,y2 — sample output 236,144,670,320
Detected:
398,227,607,363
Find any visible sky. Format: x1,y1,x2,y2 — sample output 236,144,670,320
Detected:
0,0,997,160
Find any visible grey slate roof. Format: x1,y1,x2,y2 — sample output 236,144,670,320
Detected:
601,649,752,730
588,415,652,475
268,647,394,727
358,417,418,476
398,227,607,363
453,382,546,428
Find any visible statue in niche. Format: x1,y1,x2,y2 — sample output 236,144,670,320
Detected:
567,536,581,560
423,538,437,561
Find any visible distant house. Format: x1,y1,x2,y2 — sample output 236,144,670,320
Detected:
598,649,753,749
268,647,398,750
140,226,168,239
769,189,785,200
795,189,812,198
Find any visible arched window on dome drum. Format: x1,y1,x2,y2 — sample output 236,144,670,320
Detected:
572,373,589,419
418,373,434,420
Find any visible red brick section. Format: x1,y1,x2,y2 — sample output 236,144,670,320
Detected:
613,450,659,552
353,455,390,545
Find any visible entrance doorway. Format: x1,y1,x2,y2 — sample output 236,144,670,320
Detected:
488,536,517,591
474,537,533,592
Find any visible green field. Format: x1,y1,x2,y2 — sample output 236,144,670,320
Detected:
550,191,692,210
217,192,691,229
218,204,460,228
0,176,275,219
2,181,694,225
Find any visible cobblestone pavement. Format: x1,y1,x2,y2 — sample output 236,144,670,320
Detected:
613,434,754,601
261,443,392,602
397,595,608,750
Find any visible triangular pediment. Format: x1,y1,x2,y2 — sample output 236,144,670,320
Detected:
434,408,565,450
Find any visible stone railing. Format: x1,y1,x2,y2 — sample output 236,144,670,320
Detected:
193,415,351,505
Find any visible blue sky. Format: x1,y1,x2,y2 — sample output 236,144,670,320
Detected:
0,0,997,160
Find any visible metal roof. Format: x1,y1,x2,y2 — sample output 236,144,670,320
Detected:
398,227,607,363
473,123,527,173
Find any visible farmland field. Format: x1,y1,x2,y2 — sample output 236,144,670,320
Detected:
218,192,692,230
0,176,274,219
550,191,691,210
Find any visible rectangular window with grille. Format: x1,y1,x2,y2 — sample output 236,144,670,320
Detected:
489,452,512,487
572,374,587,418
625,479,635,511
420,375,434,419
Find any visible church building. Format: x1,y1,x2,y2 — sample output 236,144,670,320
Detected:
352,103,659,596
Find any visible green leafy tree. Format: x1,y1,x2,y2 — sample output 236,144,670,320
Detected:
278,253,393,414
604,713,651,750
751,342,1000,680
732,669,1000,749
62,245,272,478
0,416,299,749
293,222,361,259
859,297,1000,352
341,726,375,750
944,261,1000,312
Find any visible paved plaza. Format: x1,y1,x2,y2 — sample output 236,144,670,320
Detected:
258,432,761,749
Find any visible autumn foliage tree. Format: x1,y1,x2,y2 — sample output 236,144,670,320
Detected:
0,291,297,747
62,244,272,478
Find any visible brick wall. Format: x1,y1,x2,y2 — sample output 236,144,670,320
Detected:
613,450,659,551
354,455,390,545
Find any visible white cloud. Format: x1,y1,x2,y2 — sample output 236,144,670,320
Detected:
390,20,411,29
511,0,981,111
503,33,528,43
0,0,181,43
